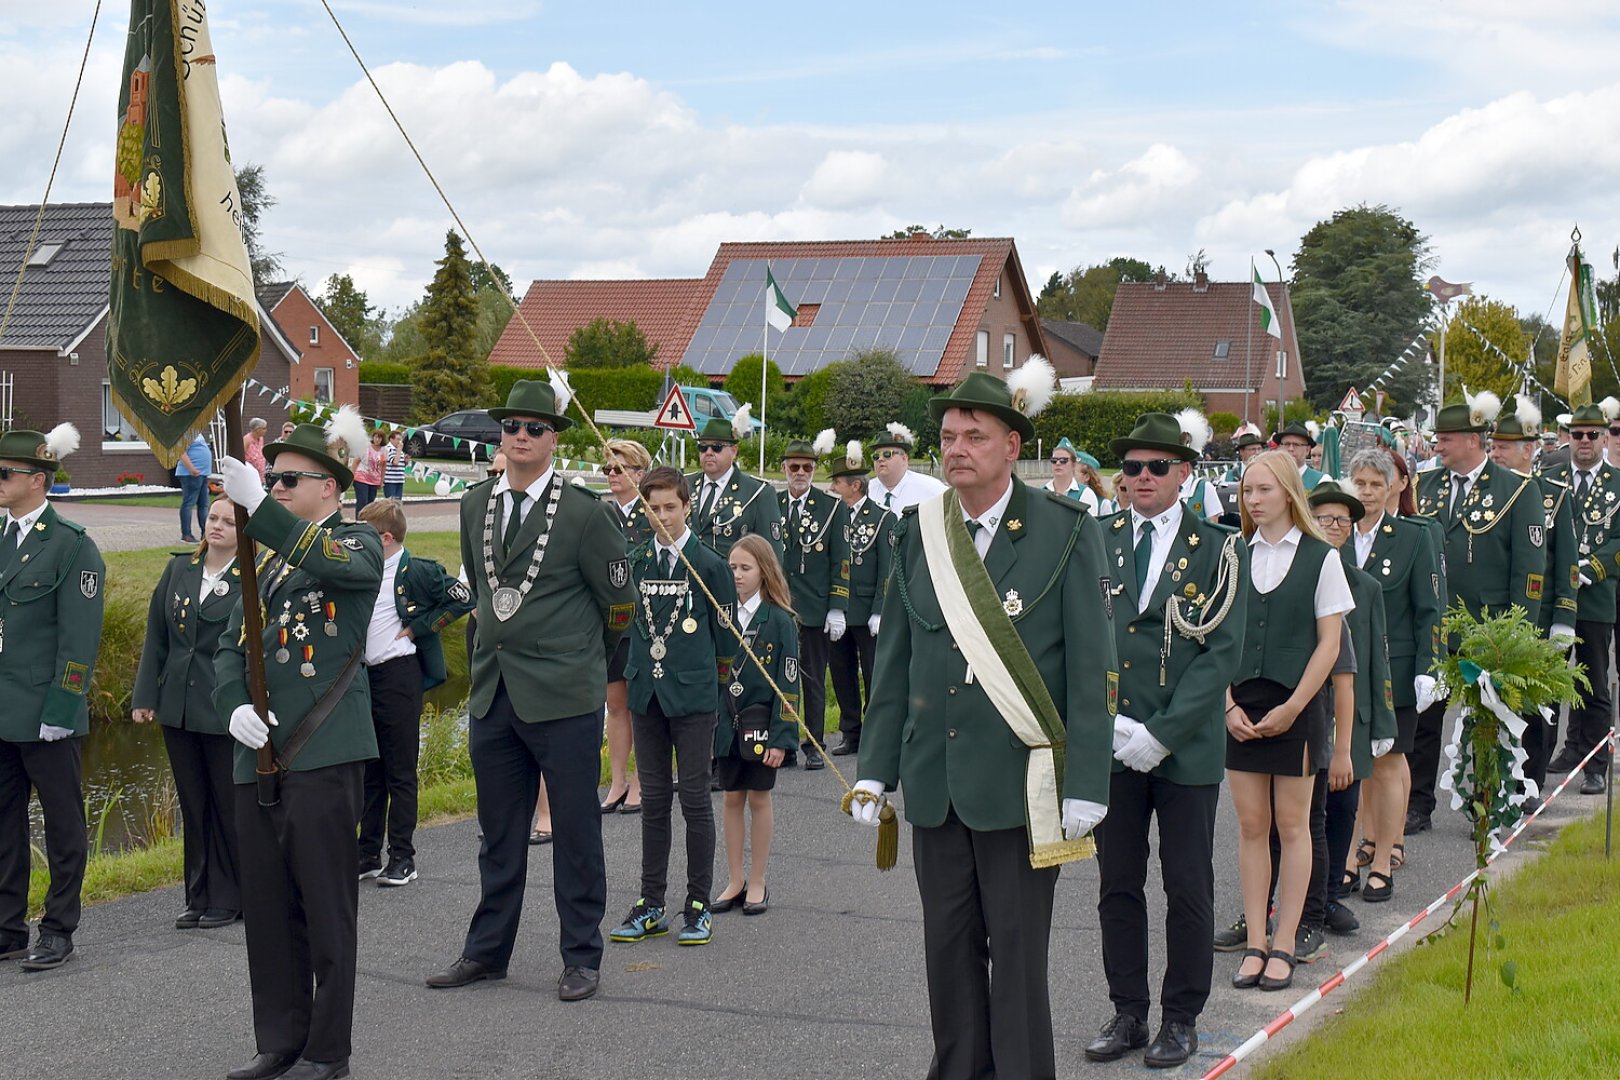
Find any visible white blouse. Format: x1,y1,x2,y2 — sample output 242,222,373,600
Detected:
1248,525,1355,618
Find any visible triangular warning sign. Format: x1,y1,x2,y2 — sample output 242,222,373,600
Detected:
654,384,696,430
1338,386,1364,413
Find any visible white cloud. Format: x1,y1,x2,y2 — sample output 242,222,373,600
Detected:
800,150,887,209
1062,143,1202,227
328,1,543,27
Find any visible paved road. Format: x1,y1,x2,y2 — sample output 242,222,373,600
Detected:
2,744,1598,1080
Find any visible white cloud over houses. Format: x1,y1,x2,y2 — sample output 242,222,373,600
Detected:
800,151,888,210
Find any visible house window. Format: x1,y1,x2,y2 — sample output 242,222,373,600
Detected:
314,368,335,404
27,242,64,268
102,382,141,440
976,330,989,368
1003,333,1015,370
993,274,1002,299
309,325,320,346
1213,340,1231,360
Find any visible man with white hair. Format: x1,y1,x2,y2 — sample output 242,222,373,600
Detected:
868,421,947,512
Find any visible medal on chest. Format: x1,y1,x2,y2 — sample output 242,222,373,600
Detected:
640,573,692,676
484,481,564,622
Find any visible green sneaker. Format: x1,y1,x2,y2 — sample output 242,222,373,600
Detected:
676,900,713,946
609,900,667,943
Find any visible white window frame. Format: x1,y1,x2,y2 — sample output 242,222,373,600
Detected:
993,274,1002,299
309,325,320,345
1003,333,1015,370
314,368,335,404
976,330,989,368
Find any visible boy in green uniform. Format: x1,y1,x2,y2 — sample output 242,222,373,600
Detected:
687,413,783,559
826,441,894,757
0,425,103,972
216,417,384,1080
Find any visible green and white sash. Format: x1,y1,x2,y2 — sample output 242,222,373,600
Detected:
917,491,1095,868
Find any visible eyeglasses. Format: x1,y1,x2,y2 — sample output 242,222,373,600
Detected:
1119,458,1180,478
1314,513,1353,528
264,470,332,489
1572,430,1605,441
0,466,42,481
874,449,905,461
697,442,730,453
501,419,553,437
603,465,642,476
1609,428,1620,436
784,462,815,473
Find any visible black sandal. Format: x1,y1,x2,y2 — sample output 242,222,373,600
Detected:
1231,947,1268,989
1363,870,1394,903
1390,843,1406,871
1341,868,1361,894
1354,838,1375,868
1259,949,1296,992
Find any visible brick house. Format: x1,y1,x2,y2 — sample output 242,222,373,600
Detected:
1093,272,1307,421
0,202,297,488
1040,318,1103,379
256,281,361,407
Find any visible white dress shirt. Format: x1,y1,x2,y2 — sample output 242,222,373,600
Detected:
1129,501,1184,613
960,480,1016,559
736,591,761,631
654,529,692,574
492,465,556,534
1353,512,1383,569
872,468,948,512
2,502,48,546
1248,525,1355,616
696,466,736,517
365,549,418,665
198,561,232,604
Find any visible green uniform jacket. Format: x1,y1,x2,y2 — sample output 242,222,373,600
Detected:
1342,560,1398,780
0,505,105,741
460,476,634,724
1539,463,1620,623
392,549,476,691
687,468,784,559
713,600,801,758
1300,465,1327,491
1099,509,1249,787
859,479,1119,829
607,496,659,551
624,533,738,718
133,552,241,732
1527,476,1580,632
843,498,895,623
778,487,850,625
1415,464,1544,631
1349,513,1442,707
214,501,383,783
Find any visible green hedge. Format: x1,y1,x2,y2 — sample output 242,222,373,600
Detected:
358,361,412,385
486,364,666,419
1032,389,1202,466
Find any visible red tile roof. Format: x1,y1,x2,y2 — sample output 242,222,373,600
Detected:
486,278,705,369
1094,279,1307,400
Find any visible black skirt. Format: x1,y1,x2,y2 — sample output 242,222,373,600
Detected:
1226,678,1322,777
714,753,779,792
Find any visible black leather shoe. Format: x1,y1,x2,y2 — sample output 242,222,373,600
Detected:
1083,1013,1149,1062
803,749,826,771
197,908,241,929
829,739,859,756
225,1052,299,1080
175,907,204,930
1581,772,1606,795
742,886,770,915
1144,1019,1198,1069
282,1060,349,1080
711,887,745,914
18,933,72,971
1404,811,1432,834
558,965,600,1001
425,957,506,988
0,935,30,961
1548,746,1581,774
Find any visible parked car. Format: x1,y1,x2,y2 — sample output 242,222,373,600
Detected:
681,386,764,433
404,409,505,461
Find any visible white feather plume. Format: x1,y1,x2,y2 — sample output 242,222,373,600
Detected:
1514,397,1542,432
1305,419,1323,440
731,403,753,440
547,366,573,414
1174,408,1210,453
325,404,371,463
1462,386,1502,426
43,422,80,462
1557,413,1573,427
885,421,916,447
1602,397,1620,424
1006,355,1056,418
812,427,838,456
845,440,863,469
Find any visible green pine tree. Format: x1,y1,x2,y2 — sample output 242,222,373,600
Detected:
411,231,491,421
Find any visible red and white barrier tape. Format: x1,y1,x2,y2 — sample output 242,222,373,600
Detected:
1201,728,1617,1080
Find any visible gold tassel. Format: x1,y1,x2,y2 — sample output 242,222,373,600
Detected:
877,803,898,872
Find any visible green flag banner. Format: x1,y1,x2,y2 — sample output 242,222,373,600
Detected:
1555,242,1597,409
107,0,259,468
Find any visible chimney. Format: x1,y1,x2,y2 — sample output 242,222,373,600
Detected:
1193,269,1209,292
1153,272,1168,292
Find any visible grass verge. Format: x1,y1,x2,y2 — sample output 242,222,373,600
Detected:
1252,812,1620,1079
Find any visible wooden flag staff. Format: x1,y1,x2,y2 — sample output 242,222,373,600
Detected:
222,398,278,806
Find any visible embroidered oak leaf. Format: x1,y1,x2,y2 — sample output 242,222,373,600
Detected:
141,364,197,411
139,172,162,222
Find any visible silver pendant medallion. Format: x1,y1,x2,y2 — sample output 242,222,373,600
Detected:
492,586,523,622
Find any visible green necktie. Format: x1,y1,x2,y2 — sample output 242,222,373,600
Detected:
502,490,527,557
1133,521,1152,593
0,520,16,575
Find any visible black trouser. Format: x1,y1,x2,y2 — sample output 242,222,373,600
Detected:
797,623,830,752
1522,708,1552,796
1269,768,1328,931
236,762,364,1064
1567,620,1614,775
1409,701,1448,820
630,697,716,910
828,623,876,741
1324,779,1361,903
161,726,240,914
462,682,606,971
0,738,85,941
913,809,1059,1080
358,655,425,863
1095,771,1219,1026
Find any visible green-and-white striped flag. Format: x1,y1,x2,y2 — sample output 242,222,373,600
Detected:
765,268,796,332
1252,264,1282,339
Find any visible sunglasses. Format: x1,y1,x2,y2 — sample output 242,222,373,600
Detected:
1119,458,1181,478
0,466,42,481
603,465,642,476
1314,513,1353,528
1610,428,1620,436
1050,456,1075,465
874,449,905,461
784,462,815,473
697,442,731,453
1572,430,1605,441
264,470,332,489
501,419,553,437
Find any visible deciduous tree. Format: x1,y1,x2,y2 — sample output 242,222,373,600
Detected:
564,317,658,369
233,163,283,285
1036,257,1161,328
1435,295,1530,401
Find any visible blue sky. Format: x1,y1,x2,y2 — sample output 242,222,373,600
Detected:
4,0,1619,326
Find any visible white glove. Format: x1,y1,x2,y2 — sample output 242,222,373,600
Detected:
1580,573,1594,588
1371,737,1395,758
1414,674,1439,713
1111,715,1142,755
38,724,74,742
825,608,847,643
1062,798,1108,840
1550,623,1576,647
850,779,886,826
867,614,881,635
1119,724,1171,772
220,455,266,513
229,703,277,749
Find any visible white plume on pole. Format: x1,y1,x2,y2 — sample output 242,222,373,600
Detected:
44,423,81,462
812,427,838,456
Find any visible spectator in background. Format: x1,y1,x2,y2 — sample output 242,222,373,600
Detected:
280,420,297,441
175,431,213,543
242,418,268,482
384,430,409,501
353,429,386,512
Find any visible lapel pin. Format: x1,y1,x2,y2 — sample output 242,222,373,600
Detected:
1187,533,1200,548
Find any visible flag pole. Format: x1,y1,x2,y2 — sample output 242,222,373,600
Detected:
222,392,278,805
1244,259,1255,427
761,263,770,475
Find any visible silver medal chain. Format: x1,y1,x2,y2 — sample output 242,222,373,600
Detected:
483,479,564,620
638,573,689,661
